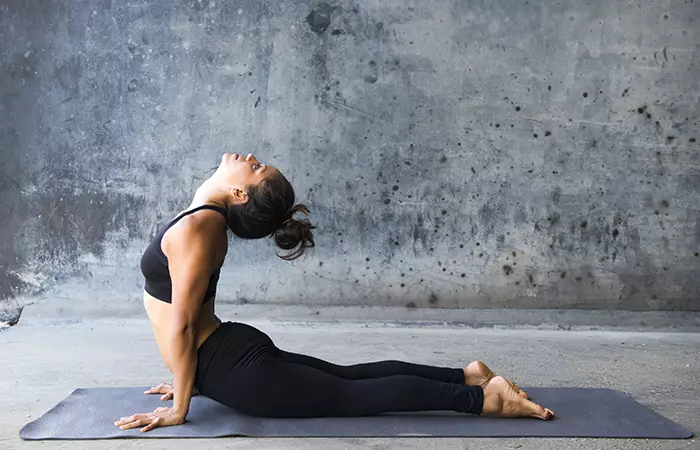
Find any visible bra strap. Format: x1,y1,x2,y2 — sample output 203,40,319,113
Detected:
171,204,228,224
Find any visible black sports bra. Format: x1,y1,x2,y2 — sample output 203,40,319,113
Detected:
140,205,227,304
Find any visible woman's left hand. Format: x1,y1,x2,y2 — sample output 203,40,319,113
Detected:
114,406,184,432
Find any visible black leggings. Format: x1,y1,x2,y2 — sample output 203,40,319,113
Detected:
195,322,484,418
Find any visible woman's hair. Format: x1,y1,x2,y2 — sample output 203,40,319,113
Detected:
226,172,315,261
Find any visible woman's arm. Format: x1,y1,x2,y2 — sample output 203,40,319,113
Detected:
166,220,219,422
116,215,222,432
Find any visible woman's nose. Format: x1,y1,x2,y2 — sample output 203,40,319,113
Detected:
246,154,257,163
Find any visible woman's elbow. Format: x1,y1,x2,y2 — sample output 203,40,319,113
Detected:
171,321,198,339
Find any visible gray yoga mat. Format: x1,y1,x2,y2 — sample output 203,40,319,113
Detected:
20,386,692,439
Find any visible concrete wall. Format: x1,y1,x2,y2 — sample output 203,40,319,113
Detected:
1,0,699,319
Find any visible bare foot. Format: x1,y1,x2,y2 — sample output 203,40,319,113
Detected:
482,376,555,420
464,360,528,399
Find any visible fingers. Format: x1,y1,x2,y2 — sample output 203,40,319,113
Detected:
115,414,153,430
141,417,161,433
144,382,173,395
160,392,173,401
115,413,145,426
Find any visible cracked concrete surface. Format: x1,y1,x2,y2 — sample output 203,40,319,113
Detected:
2,302,698,449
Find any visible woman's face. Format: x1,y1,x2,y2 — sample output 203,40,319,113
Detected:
219,153,280,203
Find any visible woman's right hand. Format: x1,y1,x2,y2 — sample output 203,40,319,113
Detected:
144,382,199,401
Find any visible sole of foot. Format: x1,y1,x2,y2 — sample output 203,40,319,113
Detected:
482,376,555,420
465,360,529,399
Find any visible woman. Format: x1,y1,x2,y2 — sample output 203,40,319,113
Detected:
115,153,554,433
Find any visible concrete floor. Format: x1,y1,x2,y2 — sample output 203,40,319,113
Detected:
2,303,699,450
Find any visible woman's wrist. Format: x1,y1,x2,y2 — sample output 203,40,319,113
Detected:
171,407,188,423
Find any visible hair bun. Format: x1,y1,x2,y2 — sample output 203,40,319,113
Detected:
274,204,315,260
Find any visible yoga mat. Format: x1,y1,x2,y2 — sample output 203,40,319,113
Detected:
20,387,692,439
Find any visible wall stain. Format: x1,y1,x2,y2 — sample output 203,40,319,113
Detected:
306,3,334,35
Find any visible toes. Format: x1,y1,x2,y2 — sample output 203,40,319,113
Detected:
528,401,555,420
543,408,555,420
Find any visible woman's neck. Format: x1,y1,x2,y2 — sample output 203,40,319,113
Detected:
189,179,227,210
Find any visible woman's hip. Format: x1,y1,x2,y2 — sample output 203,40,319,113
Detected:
195,321,274,387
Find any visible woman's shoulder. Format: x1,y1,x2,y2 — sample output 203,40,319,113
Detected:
162,210,227,258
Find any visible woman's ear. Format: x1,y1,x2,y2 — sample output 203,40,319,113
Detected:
230,187,249,205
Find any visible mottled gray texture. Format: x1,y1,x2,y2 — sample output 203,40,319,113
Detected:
1,0,699,314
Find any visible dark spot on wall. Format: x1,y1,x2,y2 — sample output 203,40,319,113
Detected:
515,106,521,111
560,271,566,278
666,136,675,142
503,265,513,275
637,106,646,114
545,131,551,137
318,261,323,267
661,199,670,208
581,221,588,228
582,92,588,98
128,79,138,92
690,138,696,143
363,74,378,83
440,154,448,163
254,96,261,108
622,87,630,97
612,229,619,238
552,187,562,204
428,293,438,304
528,274,534,283
533,133,538,138
331,29,344,35
306,3,333,35
384,199,391,204
406,301,417,308
548,85,552,91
